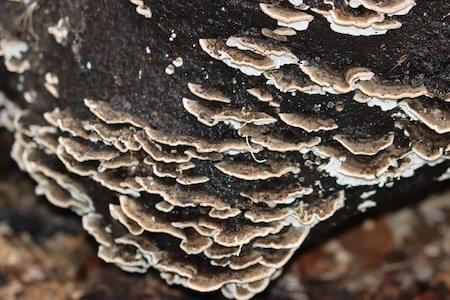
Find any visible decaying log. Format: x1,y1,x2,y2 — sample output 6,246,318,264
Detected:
0,0,449,299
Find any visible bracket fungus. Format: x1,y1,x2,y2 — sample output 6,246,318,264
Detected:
0,0,449,299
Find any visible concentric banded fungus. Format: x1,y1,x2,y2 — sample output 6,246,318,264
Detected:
182,98,277,127
333,132,395,155
1,1,449,299
279,113,338,133
349,0,416,15
188,83,231,103
400,98,450,134
319,1,403,36
259,3,314,31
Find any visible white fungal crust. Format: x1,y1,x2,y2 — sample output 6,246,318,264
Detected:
129,0,152,18
47,17,70,45
0,38,31,73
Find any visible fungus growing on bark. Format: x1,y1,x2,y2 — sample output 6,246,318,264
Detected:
0,1,449,299
333,132,395,155
259,3,314,31
318,1,404,36
47,17,70,45
188,83,231,103
129,0,152,18
349,0,416,15
0,38,30,73
279,113,338,132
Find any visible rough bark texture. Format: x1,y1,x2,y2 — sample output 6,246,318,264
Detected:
0,0,449,299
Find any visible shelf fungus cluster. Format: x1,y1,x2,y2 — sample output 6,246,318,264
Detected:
9,96,349,299
0,0,449,299
260,0,416,36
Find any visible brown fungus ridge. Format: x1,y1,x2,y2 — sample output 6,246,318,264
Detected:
188,83,231,103
251,134,321,153
328,5,385,28
253,226,310,250
259,3,314,30
357,78,431,100
212,248,295,271
293,191,346,226
195,218,287,248
183,149,223,161
93,171,143,197
58,136,120,162
338,145,410,180
182,98,278,127
299,62,374,94
34,132,60,154
55,145,98,177
98,153,140,172
35,176,90,214
261,28,288,42
237,124,271,138
134,131,191,163
213,223,284,249
317,1,403,36
209,208,242,219
98,244,150,273
84,98,148,128
199,39,279,75
135,176,231,210
109,204,145,236
400,98,450,134
180,229,214,255
85,99,262,154
171,220,217,237
247,88,273,102
144,158,196,179
348,0,416,15
176,174,210,185
397,121,450,161
20,147,93,209
244,207,292,223
264,68,321,94
225,36,298,62
114,234,166,263
204,244,242,260
272,26,297,36
44,108,102,143
215,159,300,181
155,201,175,213
333,132,395,155
240,185,313,208
82,213,113,247
279,112,338,133
86,122,142,153
119,195,189,240
161,264,277,293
